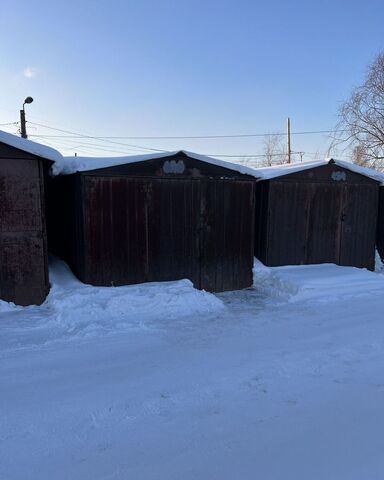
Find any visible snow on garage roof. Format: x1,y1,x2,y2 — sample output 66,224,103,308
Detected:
251,158,384,183
52,150,259,177
0,129,63,163
53,152,384,184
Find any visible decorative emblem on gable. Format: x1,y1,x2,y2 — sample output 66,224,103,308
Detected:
331,171,346,182
162,160,186,174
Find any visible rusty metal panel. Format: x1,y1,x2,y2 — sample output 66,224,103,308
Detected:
0,234,48,305
0,158,49,305
340,184,378,270
0,174,43,232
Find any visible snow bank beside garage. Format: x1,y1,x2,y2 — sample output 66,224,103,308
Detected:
253,259,384,302
47,259,225,333
0,259,225,346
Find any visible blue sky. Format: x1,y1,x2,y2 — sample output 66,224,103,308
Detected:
0,0,383,162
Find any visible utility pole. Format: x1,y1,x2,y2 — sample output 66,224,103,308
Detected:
287,117,291,164
20,96,34,139
20,109,27,138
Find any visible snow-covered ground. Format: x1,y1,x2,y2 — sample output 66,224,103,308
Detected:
2,259,384,479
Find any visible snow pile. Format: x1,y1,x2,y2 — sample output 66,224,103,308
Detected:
47,259,225,333
375,250,384,273
0,258,225,346
253,259,299,300
253,259,384,303
0,298,21,313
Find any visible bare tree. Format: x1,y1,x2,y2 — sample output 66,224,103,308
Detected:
351,145,370,166
337,52,384,169
261,134,287,166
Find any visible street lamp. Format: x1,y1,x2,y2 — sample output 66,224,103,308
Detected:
20,96,34,139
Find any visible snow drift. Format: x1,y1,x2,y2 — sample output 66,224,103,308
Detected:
0,258,225,343
253,259,384,303
48,259,225,331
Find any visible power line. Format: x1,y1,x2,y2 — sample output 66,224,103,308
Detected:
30,126,321,160
28,128,343,140
27,121,169,153
33,131,312,159
39,136,156,156
35,133,313,160
13,117,333,160
33,131,154,153
0,121,18,126
202,151,308,158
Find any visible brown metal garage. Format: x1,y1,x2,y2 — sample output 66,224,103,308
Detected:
253,159,382,270
0,131,61,305
48,150,256,292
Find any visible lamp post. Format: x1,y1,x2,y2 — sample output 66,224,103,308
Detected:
20,96,34,139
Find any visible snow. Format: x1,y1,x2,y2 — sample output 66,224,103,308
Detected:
253,258,384,301
375,249,384,273
0,129,62,163
252,158,384,183
52,149,259,177
52,151,384,184
2,259,384,479
0,258,225,347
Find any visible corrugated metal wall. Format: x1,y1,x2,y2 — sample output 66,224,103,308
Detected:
255,165,379,270
80,176,255,292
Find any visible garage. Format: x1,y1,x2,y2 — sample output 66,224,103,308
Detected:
48,150,256,292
